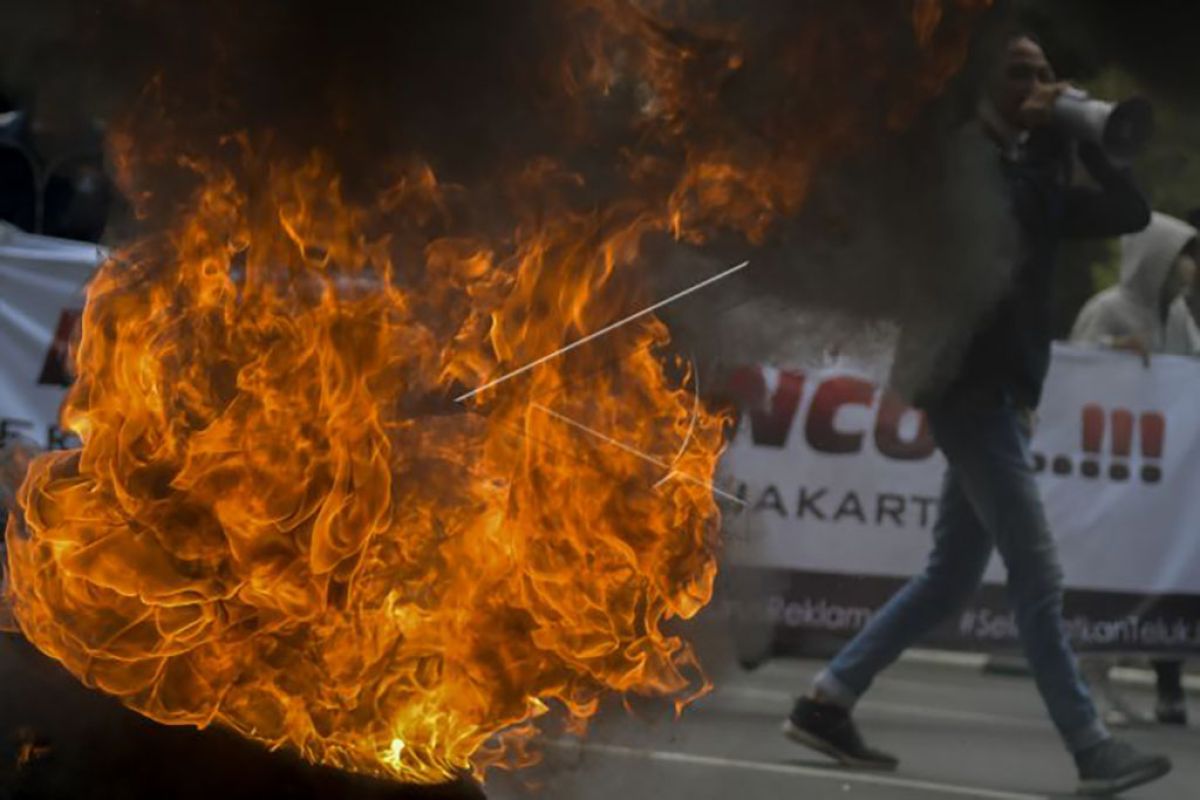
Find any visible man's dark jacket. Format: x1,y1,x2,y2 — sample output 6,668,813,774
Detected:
937,131,1151,411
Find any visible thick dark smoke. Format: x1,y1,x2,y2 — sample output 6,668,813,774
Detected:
661,0,1200,397
2,2,562,178
1,0,1012,402
4,2,1196,402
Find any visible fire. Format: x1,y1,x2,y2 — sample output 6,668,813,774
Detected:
4,0,991,785
6,149,723,781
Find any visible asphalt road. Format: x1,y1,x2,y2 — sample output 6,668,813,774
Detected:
2,628,1194,799
487,652,1198,800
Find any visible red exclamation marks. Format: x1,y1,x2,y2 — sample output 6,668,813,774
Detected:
1109,409,1133,481
1081,404,1104,478
1140,412,1165,484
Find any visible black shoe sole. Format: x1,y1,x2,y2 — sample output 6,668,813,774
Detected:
781,720,898,772
1076,758,1172,796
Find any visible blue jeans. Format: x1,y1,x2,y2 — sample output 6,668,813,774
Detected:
813,393,1108,754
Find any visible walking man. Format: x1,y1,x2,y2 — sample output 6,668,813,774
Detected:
783,33,1172,796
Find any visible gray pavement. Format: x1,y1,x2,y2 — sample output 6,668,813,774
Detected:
487,654,1198,800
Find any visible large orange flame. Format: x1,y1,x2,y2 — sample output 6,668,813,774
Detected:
5,0,990,784
7,148,724,781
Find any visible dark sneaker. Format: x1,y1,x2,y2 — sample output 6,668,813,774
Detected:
782,697,899,771
1075,738,1171,796
1155,696,1188,726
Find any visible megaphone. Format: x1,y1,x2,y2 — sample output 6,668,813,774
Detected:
1051,88,1154,163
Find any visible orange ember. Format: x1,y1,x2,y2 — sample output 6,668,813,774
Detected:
4,0,991,785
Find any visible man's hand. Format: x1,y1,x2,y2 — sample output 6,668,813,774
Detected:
1109,334,1152,368
1017,81,1072,129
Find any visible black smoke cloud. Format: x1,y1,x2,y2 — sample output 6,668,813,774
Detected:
3,1,1150,404
2,1,576,188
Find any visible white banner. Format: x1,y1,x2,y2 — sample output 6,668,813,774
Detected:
3,224,1198,649
0,221,103,451
720,344,1200,595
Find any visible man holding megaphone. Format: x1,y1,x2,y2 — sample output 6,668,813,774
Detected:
783,32,1172,797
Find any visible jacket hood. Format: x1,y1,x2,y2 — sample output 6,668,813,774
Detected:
1119,212,1196,309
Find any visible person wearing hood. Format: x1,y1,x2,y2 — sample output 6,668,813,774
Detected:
1072,212,1200,359
1071,212,1197,728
